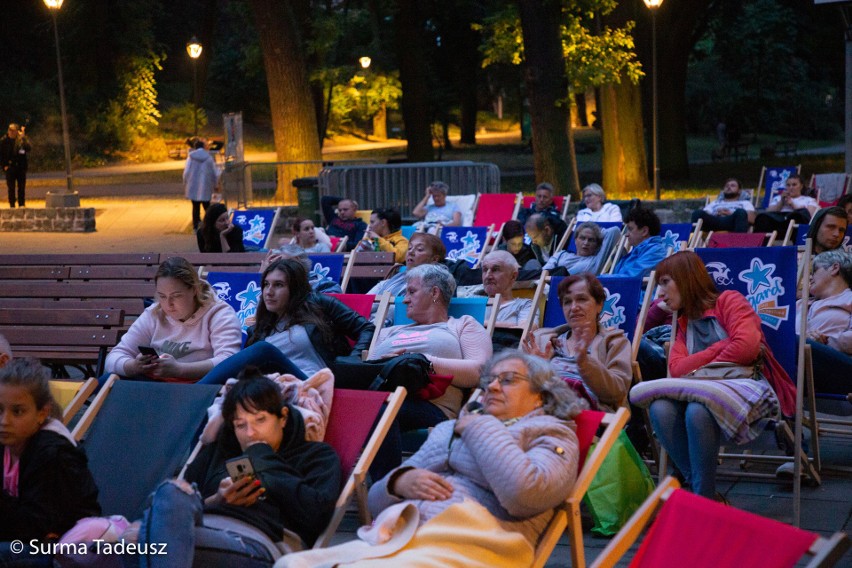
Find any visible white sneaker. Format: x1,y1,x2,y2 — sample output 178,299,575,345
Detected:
775,462,805,479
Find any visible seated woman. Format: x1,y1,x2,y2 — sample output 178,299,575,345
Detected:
135,370,341,566
279,350,582,568
103,256,242,385
262,244,342,294
629,251,797,500
575,183,623,223
753,174,818,235
542,222,621,276
368,232,447,298
800,250,852,396
197,203,246,253
523,272,632,411
412,181,462,231
290,217,331,253
0,358,101,566
200,258,374,385
339,264,492,478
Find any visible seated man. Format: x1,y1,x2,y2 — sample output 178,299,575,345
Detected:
807,206,848,254
480,250,535,327
754,174,818,235
613,205,667,279
691,178,755,233
525,213,566,266
543,221,621,276
412,181,461,231
321,196,367,251
517,182,568,235
356,207,409,263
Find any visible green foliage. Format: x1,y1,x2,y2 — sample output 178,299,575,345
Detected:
160,103,208,136
475,1,642,92
327,70,402,132
86,51,165,151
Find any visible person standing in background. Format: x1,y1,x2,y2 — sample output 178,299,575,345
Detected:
0,123,31,208
183,138,218,230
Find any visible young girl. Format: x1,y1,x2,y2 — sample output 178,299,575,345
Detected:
292,217,331,253
0,358,100,562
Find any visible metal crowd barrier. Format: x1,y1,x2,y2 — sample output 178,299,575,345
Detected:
317,161,501,212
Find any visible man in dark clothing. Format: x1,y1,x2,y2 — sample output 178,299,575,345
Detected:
0,123,31,208
321,196,367,251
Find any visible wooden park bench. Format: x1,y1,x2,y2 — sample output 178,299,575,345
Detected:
165,140,188,160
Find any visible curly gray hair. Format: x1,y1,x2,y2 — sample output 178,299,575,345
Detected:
480,350,587,420
405,263,456,307
813,250,852,289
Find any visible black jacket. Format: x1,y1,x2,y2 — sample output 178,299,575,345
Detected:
0,134,31,172
0,429,101,541
249,293,375,368
196,225,246,253
185,406,341,546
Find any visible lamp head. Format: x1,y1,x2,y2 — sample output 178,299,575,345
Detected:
187,37,203,59
643,0,664,8
359,56,372,69
44,0,64,10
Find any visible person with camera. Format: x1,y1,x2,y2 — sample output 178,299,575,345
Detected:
0,123,31,208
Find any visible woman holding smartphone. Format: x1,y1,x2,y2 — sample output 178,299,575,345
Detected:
134,369,341,567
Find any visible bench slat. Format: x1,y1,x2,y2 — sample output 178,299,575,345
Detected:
0,281,152,299
0,254,159,266
0,308,125,326
0,266,70,279
0,298,146,317
0,327,121,346
68,266,158,280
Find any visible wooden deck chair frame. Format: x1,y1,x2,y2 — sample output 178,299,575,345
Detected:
339,250,358,292
518,270,550,346
530,407,630,568
553,217,577,257
53,377,97,426
601,233,628,275
473,192,522,227
754,164,802,208
657,241,818,527
590,476,850,568
809,172,851,207
314,386,406,548
332,235,348,253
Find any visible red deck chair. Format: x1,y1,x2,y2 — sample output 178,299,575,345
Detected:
705,232,771,248
473,192,521,227
314,387,406,548
591,477,850,568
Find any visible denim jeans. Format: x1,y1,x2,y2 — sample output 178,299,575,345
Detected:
0,542,51,568
808,339,852,396
198,341,308,385
369,399,449,481
137,481,274,568
649,399,721,498
691,208,749,233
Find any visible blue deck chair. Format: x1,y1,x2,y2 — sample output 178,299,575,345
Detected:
206,271,261,344
232,207,282,251
659,223,695,252
440,225,491,268
308,253,345,284
692,245,817,525
566,221,623,253
756,165,801,209
392,295,494,331
71,378,221,520
400,225,417,240
541,275,641,343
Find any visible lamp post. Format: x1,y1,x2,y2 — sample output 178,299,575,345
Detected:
43,0,79,207
643,0,663,201
186,37,202,138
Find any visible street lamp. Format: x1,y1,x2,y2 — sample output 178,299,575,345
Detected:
43,0,79,207
186,37,202,137
359,56,372,69
644,0,664,201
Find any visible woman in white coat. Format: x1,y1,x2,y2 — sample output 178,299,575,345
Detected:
184,138,219,230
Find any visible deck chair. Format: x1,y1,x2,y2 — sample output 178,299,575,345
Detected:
206,271,262,343
591,476,850,568
71,376,221,519
473,192,522,227
754,165,802,209
354,209,372,225
565,221,623,254
390,295,500,336
327,292,391,356
659,222,700,251
232,207,282,251
400,225,418,240
703,231,776,248
50,377,97,426
444,193,477,226
810,172,850,207
521,194,572,220
329,235,348,253
314,387,406,548
531,407,630,568
682,245,818,525
439,225,494,268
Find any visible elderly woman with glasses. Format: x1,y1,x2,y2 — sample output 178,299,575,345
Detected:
279,350,583,568
575,183,622,223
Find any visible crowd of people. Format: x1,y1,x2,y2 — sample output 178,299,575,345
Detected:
2,174,851,568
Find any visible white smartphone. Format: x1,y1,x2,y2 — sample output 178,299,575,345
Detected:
225,456,255,483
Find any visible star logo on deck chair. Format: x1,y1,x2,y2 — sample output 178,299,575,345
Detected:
600,291,626,328
461,231,480,249
310,262,331,282
244,215,267,245
662,230,681,251
739,259,774,295
235,281,261,311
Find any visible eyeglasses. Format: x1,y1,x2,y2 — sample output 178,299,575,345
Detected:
481,372,531,388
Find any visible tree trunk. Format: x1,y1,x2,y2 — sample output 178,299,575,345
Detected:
248,0,322,203
516,0,579,198
373,102,388,140
599,77,650,198
395,0,434,161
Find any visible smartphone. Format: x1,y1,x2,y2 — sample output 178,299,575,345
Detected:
138,345,158,358
225,456,256,483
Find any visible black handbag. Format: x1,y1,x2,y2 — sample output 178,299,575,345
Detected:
367,353,434,398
